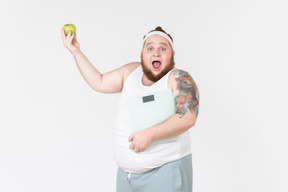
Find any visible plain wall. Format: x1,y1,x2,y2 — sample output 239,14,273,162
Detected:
0,0,287,191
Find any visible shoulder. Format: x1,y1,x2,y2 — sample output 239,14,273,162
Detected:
168,69,198,95
168,69,189,88
168,69,190,80
122,62,141,71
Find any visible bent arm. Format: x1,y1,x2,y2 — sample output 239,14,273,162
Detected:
129,69,199,152
73,51,130,93
148,69,199,139
62,28,139,93
146,109,196,141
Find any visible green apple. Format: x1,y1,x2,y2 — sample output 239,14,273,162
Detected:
63,24,76,36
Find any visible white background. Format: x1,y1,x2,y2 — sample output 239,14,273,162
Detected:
0,0,287,191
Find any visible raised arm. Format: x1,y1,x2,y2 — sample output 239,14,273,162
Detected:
61,28,139,93
129,69,199,152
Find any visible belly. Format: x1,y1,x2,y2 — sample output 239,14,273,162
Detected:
113,128,183,173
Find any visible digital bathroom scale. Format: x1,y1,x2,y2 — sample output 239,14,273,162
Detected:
125,89,179,145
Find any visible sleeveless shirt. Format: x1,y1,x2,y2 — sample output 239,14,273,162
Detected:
113,66,191,173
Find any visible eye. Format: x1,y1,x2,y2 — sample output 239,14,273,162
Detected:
161,48,166,51
148,47,153,51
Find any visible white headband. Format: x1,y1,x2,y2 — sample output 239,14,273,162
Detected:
143,31,174,50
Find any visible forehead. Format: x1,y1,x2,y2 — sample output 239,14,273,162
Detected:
144,34,170,46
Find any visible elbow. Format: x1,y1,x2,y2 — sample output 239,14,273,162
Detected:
90,74,104,92
186,119,196,130
188,122,195,129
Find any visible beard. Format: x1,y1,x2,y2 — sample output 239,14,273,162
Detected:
141,54,175,82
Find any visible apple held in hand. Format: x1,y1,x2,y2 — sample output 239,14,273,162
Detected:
63,24,76,36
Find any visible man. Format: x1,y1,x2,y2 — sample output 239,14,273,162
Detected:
62,26,199,192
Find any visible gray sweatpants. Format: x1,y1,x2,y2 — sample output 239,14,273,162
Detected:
116,154,192,192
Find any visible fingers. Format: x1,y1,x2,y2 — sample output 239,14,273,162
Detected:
129,142,134,149
68,33,75,45
61,28,66,43
62,29,68,46
129,141,138,153
129,134,134,142
66,30,72,42
129,141,143,153
131,147,142,153
134,149,142,153
62,29,75,49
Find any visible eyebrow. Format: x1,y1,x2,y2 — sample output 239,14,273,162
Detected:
145,42,168,47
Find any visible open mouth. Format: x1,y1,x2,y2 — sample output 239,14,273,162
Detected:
152,60,161,70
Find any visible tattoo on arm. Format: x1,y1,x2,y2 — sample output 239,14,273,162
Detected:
174,70,199,118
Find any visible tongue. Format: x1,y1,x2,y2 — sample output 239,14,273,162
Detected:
153,61,161,69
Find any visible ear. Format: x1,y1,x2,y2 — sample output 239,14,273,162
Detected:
173,50,175,56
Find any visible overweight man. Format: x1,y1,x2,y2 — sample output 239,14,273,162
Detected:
62,26,199,192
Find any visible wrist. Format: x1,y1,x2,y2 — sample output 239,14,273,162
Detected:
146,127,155,141
72,50,83,59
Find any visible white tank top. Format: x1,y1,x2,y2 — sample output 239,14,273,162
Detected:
113,66,191,173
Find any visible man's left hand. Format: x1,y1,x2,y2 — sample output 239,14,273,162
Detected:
129,130,152,153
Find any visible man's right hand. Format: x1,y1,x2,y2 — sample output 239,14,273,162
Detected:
61,28,80,56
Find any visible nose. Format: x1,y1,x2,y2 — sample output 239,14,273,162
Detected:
153,49,160,57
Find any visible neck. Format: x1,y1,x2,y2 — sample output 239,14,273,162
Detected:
142,74,156,86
